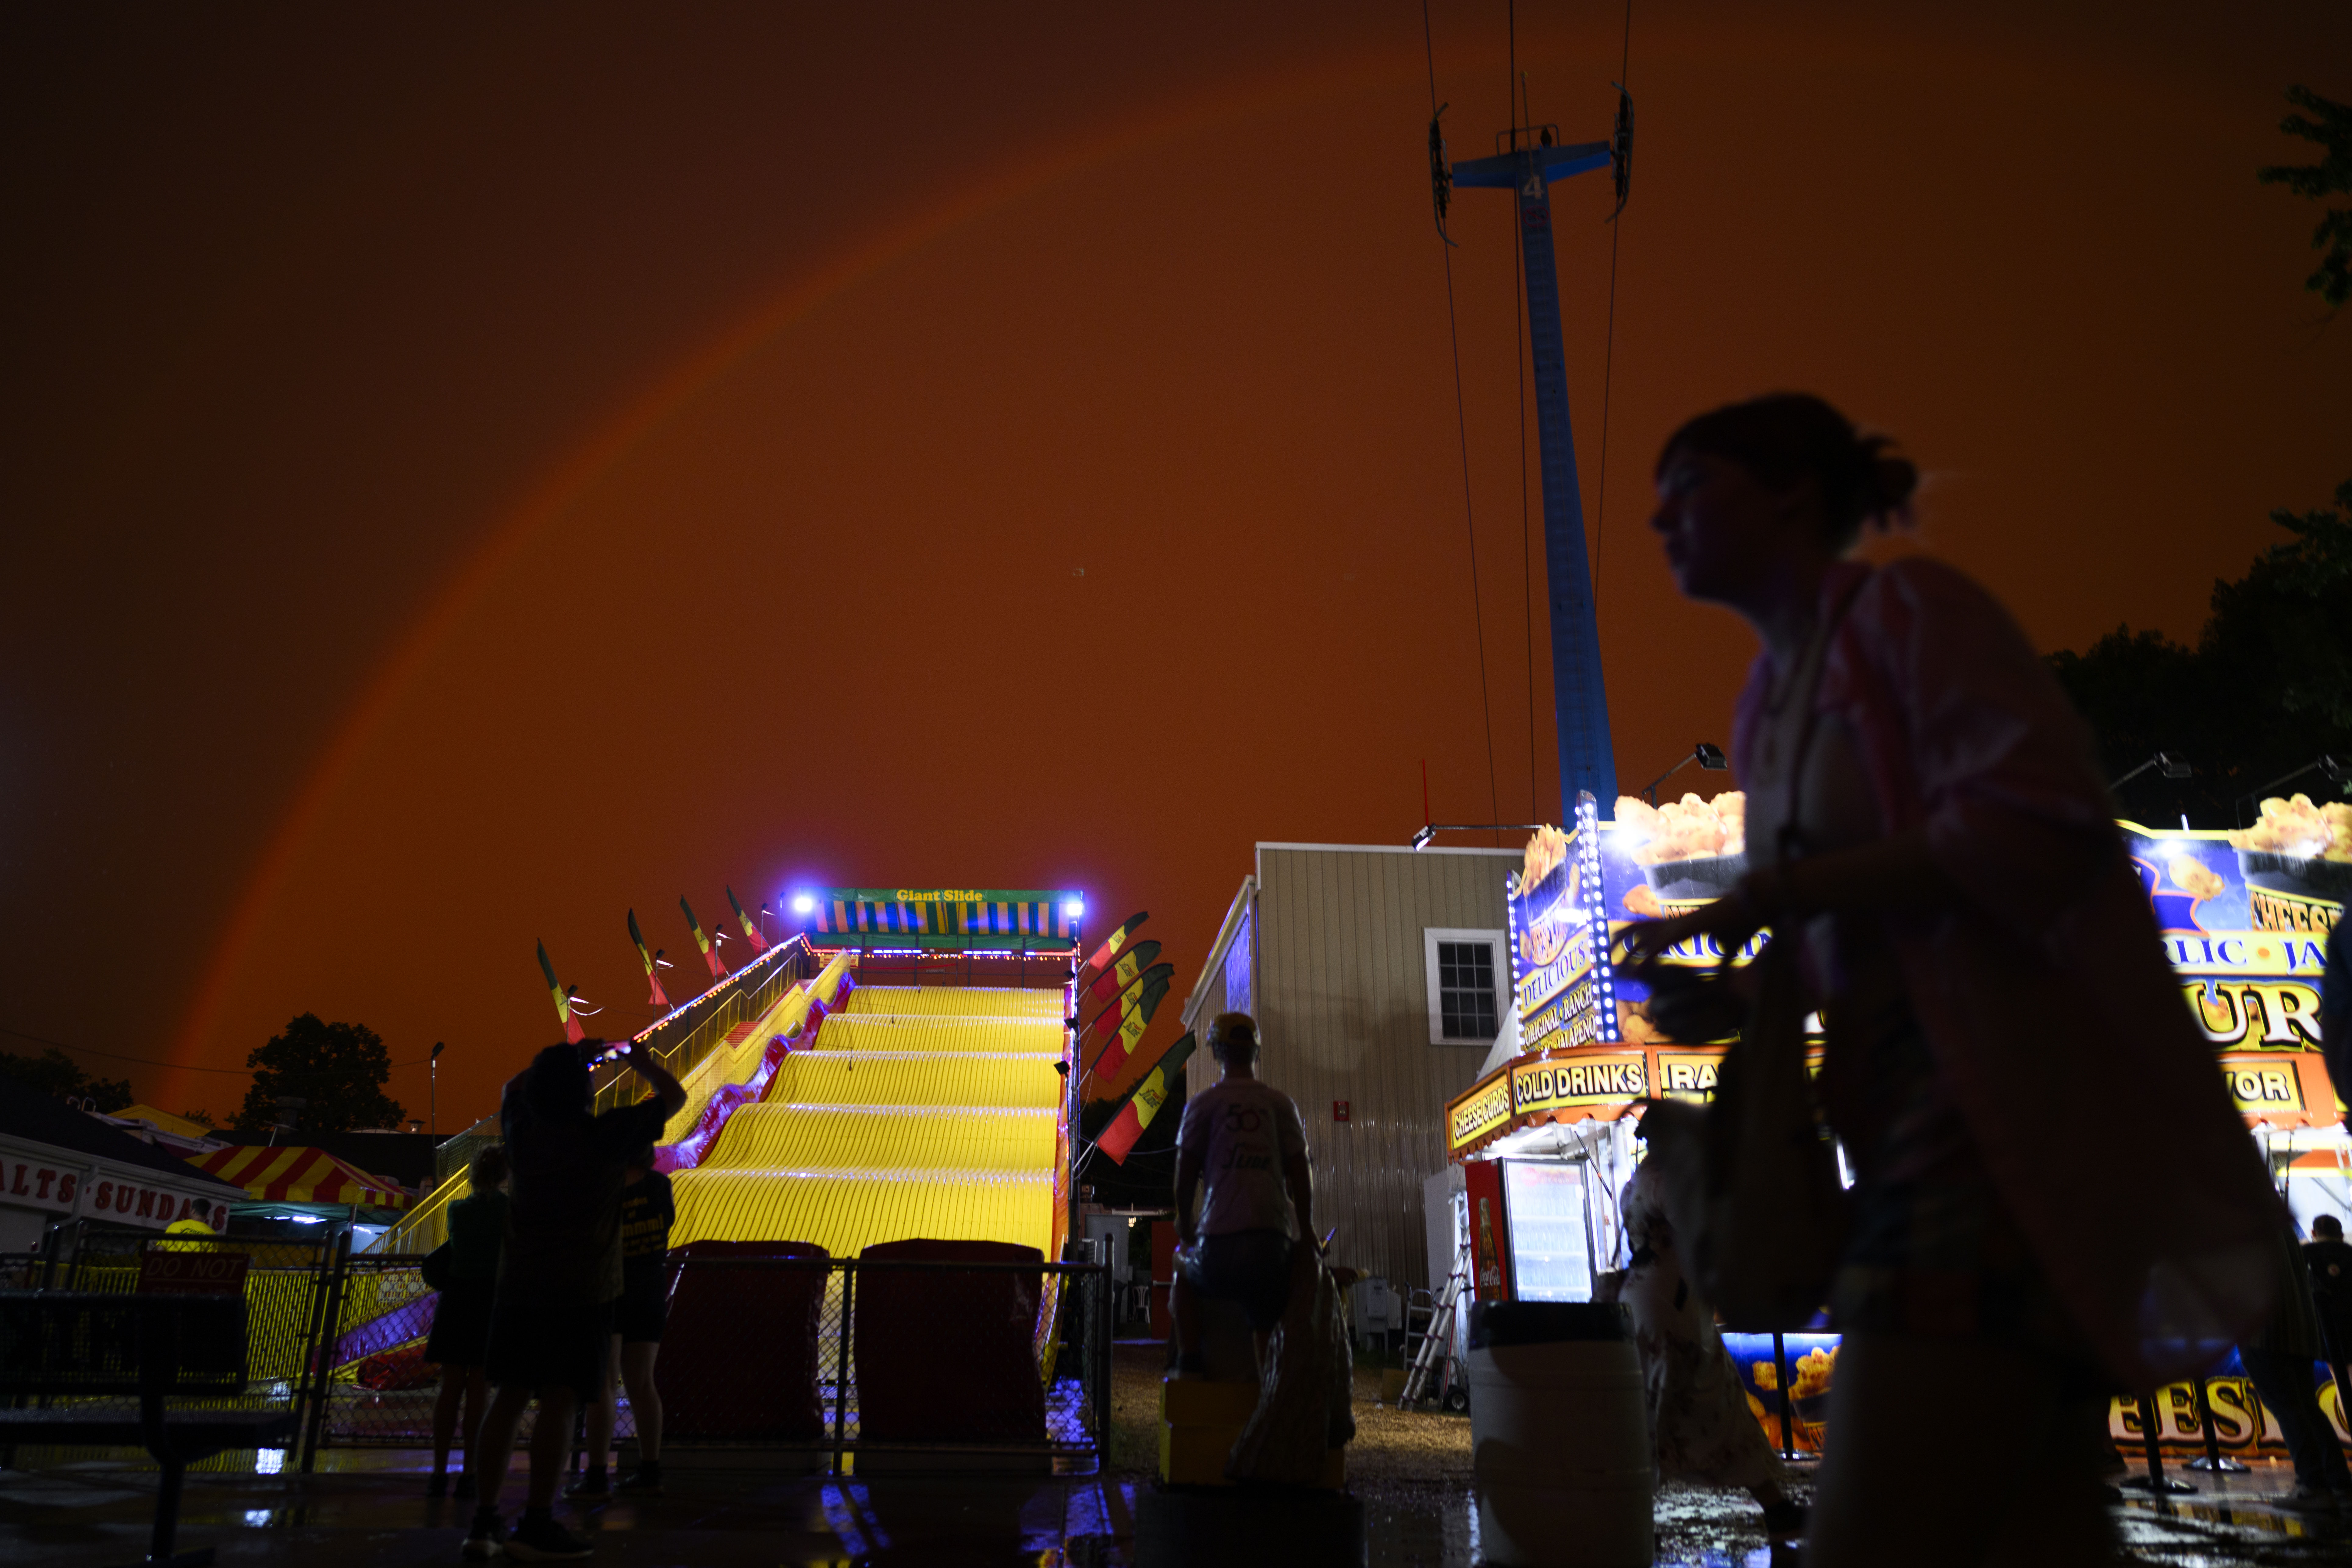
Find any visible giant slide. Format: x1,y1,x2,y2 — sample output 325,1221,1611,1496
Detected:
667,979,1064,1258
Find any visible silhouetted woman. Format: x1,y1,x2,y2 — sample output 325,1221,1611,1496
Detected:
1623,393,2275,1566
427,1143,509,1496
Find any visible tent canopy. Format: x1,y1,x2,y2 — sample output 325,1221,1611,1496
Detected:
185,1145,412,1211
113,1105,218,1141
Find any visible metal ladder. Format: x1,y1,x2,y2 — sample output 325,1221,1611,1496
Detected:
1398,1235,1471,1408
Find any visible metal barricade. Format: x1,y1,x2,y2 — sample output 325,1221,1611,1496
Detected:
308,1250,442,1453
653,1254,1112,1467
2,1224,340,1472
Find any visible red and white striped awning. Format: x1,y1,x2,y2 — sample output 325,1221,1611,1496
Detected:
183,1145,412,1211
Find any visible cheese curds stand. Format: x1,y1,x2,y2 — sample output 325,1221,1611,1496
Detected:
1439,790,2349,1456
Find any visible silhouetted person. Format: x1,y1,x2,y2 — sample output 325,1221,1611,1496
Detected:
1622,393,2277,1566
2239,1204,2350,1511
1617,1160,1802,1541
2304,1214,2352,1442
427,1143,508,1497
576,1143,674,1496
1170,1012,1311,1374
463,1041,682,1562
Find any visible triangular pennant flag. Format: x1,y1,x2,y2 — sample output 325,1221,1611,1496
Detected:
1096,1031,1197,1164
681,897,725,978
1074,911,1149,989
628,909,671,1010
1089,940,1162,1007
726,885,771,953
537,939,585,1044
1081,962,1175,1054
1085,970,1174,1092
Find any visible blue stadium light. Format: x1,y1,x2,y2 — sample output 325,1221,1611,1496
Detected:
791,893,816,916
1063,899,1085,920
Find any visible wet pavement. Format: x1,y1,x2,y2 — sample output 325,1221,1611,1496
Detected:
2,1449,2349,1564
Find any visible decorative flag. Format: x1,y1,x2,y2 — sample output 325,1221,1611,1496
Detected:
1087,940,1162,1007
1084,966,1174,1094
726,885,771,953
1073,911,1149,990
1080,962,1173,1057
537,939,585,1044
628,909,671,1010
681,897,725,978
1095,1031,1196,1164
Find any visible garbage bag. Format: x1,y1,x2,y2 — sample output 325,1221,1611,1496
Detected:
1226,1240,1354,1484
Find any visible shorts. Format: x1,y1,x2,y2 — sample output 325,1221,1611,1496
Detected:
483,1292,612,1401
1179,1229,1293,1332
424,1277,495,1368
616,1275,667,1345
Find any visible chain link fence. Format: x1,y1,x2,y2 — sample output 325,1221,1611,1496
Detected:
1,1224,338,1473
5,1224,1111,1471
658,1254,1110,1464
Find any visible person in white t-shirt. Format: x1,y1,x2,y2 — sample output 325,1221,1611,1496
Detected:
1170,1011,1312,1375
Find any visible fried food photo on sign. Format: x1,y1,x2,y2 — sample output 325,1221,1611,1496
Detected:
1520,824,1570,889
2228,794,2352,862
2168,855,2226,903
1614,792,1747,866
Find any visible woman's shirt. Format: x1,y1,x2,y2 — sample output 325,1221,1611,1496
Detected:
618,1169,675,1293
447,1188,509,1282
1738,585,1967,1185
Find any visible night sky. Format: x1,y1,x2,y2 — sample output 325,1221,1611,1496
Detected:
4,4,2347,1131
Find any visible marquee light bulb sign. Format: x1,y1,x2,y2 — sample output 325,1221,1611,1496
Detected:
1505,790,1614,1056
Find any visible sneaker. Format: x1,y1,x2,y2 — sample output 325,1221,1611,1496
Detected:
504,1510,593,1561
616,1462,662,1495
562,1467,609,1499
461,1507,503,1560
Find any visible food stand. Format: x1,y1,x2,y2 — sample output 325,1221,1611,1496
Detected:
1440,789,2349,1453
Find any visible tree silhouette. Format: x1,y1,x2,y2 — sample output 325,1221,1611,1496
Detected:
232,1014,405,1137
0,1048,132,1111
2258,85,2352,308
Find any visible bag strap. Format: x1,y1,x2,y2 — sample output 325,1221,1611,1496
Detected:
1772,569,1874,867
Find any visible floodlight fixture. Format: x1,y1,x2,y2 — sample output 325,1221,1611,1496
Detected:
1410,823,1546,850
2111,751,2194,791
1638,743,1729,806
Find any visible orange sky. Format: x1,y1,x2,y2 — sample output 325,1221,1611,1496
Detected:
2,4,2346,1130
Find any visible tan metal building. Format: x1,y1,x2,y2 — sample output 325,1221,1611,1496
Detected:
1178,841,1517,1296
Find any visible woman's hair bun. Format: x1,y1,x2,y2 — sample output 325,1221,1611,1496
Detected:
1857,442,1918,521
1656,392,1916,550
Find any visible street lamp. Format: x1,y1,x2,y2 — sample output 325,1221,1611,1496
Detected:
429,1041,446,1136
269,1096,306,1149
1635,743,1727,807
2109,752,2192,791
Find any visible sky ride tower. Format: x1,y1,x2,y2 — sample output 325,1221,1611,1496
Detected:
1444,99,1628,820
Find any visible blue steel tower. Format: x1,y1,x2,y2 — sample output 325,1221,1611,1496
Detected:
1452,129,1619,821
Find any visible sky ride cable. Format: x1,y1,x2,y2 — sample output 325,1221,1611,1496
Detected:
1424,0,1505,849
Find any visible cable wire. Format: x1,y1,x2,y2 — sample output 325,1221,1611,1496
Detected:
1425,0,1503,845
1592,0,1634,621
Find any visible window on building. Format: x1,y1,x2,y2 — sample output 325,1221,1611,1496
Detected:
1422,928,1505,1046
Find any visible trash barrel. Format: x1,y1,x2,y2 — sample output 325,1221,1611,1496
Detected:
1467,1300,1651,1568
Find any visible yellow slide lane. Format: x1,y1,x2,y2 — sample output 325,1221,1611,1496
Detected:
660,952,855,1144
671,981,1067,1258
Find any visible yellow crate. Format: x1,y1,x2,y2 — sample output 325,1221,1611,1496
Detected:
1156,1377,1345,1489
